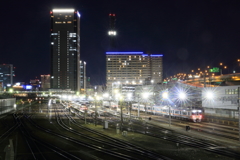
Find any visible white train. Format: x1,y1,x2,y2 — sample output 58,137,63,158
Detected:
131,103,203,122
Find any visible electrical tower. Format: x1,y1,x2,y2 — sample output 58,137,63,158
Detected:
108,13,117,51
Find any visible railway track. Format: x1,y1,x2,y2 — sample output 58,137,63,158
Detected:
55,104,172,160
86,110,240,159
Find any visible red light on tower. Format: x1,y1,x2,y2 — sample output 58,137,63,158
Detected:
113,14,115,16
109,13,112,16
50,11,52,14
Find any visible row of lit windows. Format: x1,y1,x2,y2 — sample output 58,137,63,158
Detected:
225,89,238,94
108,69,146,72
107,77,143,80
55,21,72,24
107,56,145,58
107,61,149,65
107,58,147,61
107,65,148,67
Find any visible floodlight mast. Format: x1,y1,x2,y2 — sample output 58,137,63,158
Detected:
179,91,186,111
162,91,171,126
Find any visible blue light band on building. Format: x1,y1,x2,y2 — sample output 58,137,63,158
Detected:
106,52,163,56
150,54,163,57
106,52,144,55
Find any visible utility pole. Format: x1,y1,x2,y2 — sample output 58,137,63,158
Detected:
95,99,97,126
169,106,171,127
138,94,140,117
120,100,123,131
129,102,132,121
84,108,87,124
238,87,240,141
203,72,206,88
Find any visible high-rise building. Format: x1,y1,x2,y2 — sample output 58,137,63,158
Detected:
50,8,81,91
41,74,50,91
108,13,117,51
80,60,86,93
0,64,14,89
106,52,163,91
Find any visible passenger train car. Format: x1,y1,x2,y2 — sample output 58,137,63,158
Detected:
131,103,202,122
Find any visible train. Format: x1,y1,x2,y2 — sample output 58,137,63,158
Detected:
131,103,203,122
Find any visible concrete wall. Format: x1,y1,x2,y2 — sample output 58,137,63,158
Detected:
0,98,16,115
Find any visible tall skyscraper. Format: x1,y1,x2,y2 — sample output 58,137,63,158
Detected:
106,52,163,91
50,9,81,91
108,13,117,51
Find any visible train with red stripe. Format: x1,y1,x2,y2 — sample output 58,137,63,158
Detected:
131,104,203,122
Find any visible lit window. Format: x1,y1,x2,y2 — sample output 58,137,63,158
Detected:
67,21,72,23
108,58,110,61
69,33,76,37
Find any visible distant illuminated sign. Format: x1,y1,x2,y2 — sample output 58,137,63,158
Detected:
209,67,220,73
26,85,32,90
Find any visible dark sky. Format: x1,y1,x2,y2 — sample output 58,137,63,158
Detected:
1,0,240,85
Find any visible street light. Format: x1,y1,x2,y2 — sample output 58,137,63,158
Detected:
162,91,171,126
94,95,100,126
115,93,121,114
116,94,124,131
178,91,186,109
142,92,149,116
127,93,133,121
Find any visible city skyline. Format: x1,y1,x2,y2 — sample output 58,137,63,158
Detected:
1,0,240,85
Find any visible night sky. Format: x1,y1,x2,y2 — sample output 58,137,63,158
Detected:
1,0,240,85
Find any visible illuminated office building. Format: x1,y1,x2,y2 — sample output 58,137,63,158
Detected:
50,8,81,91
80,60,86,93
41,74,50,91
0,64,14,89
106,52,163,90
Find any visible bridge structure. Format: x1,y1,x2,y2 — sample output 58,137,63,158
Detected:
181,73,240,87
0,90,77,99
